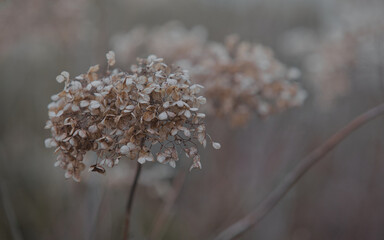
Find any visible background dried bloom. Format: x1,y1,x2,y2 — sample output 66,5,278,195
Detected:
305,32,355,109
0,0,88,56
112,21,208,65
186,36,307,126
145,21,208,62
45,52,218,181
278,2,384,111
112,23,306,126
304,10,384,110
111,27,148,66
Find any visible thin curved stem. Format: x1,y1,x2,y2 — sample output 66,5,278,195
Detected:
123,162,142,240
214,102,384,240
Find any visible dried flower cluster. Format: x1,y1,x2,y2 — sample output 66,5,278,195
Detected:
45,52,219,181
112,22,306,126
186,36,307,126
0,0,88,55
303,2,384,109
279,2,384,110
305,32,355,109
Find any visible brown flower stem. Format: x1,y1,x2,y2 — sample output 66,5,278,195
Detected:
123,162,142,240
214,102,384,240
150,169,188,240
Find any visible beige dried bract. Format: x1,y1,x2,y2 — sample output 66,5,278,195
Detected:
45,52,218,181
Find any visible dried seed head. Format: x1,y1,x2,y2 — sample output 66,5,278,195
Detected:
45,52,219,181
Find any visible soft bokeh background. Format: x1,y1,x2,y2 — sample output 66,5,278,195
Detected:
1,0,384,239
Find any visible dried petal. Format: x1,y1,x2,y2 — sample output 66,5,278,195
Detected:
158,112,168,120
106,51,116,66
212,142,221,149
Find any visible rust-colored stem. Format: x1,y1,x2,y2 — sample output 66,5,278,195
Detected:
214,102,384,240
123,162,142,240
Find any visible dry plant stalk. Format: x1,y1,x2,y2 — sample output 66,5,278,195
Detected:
44,51,220,181
214,102,384,240
123,162,142,240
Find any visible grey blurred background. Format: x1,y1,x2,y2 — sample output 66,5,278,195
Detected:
1,0,384,239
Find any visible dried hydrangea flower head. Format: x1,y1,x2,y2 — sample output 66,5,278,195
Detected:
111,27,148,66
304,2,384,110
189,35,307,126
45,52,219,182
0,0,88,55
145,21,207,62
305,32,354,110
112,23,306,126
